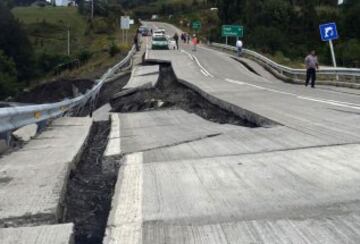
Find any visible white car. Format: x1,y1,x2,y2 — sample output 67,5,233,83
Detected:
151,35,169,50
167,36,177,50
154,29,166,35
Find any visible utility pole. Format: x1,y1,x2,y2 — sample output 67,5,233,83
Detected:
67,24,71,56
91,0,94,20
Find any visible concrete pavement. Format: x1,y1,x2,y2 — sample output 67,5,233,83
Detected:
104,22,360,243
0,223,74,244
0,117,91,241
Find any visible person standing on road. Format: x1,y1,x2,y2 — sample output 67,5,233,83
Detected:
173,33,179,50
305,50,319,88
192,34,198,51
134,34,139,51
236,39,243,57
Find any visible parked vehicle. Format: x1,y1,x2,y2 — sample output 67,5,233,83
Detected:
167,35,177,50
151,35,169,50
139,26,150,36
154,29,166,35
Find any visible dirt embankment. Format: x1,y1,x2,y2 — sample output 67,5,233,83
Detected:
14,79,95,104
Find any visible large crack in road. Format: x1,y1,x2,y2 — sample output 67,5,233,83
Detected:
63,121,120,244
111,63,258,128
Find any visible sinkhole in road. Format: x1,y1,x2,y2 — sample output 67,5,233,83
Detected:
63,121,120,244
111,63,259,128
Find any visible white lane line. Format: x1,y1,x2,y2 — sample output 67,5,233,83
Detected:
225,78,246,85
181,50,194,61
192,55,215,78
224,78,360,110
181,49,214,78
200,69,209,77
297,96,360,110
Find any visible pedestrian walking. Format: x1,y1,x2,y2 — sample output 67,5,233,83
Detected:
305,50,319,88
181,33,186,43
173,33,179,50
236,39,243,56
192,35,198,52
134,34,139,51
187,34,190,44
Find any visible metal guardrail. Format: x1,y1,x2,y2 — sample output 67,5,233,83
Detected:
211,43,360,81
0,46,136,135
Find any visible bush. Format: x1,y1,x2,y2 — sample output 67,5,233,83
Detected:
36,52,72,74
77,50,93,64
92,18,114,34
338,39,360,67
0,51,20,99
248,26,287,55
109,42,120,57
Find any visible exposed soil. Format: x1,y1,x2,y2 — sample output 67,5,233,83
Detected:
111,63,258,128
96,73,131,110
63,121,120,244
14,79,95,104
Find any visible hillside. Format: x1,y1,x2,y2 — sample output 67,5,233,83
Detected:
12,6,135,81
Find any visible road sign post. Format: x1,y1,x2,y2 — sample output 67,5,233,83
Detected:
121,16,130,44
319,22,339,80
192,20,201,32
222,25,243,46
222,25,243,38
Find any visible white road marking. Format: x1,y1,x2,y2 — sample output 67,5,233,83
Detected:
181,49,214,78
180,50,194,61
200,69,209,77
225,78,360,110
225,78,245,85
192,54,215,78
297,96,360,110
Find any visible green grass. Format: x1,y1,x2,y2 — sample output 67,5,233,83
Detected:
13,6,86,35
13,7,87,55
12,6,136,80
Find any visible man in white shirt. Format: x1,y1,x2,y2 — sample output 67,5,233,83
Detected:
305,50,319,88
236,39,243,56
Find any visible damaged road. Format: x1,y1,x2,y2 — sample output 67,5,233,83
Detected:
111,63,258,128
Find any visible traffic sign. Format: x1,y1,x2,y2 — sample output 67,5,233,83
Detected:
192,20,201,31
319,22,338,42
121,16,130,30
222,25,243,38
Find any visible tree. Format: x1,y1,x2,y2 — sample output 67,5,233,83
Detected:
0,2,34,81
0,50,19,99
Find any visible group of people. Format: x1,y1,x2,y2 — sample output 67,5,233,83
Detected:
173,33,199,51
180,33,191,44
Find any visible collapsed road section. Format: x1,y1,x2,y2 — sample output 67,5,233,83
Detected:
111,63,278,128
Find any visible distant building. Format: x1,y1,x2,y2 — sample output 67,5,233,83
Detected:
55,0,75,6
31,0,50,7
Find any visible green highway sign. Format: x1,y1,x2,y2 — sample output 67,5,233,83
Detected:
222,25,244,37
192,20,202,31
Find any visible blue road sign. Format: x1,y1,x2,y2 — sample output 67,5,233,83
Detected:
319,23,339,42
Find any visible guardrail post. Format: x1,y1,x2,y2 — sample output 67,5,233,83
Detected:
36,120,48,133
0,131,12,146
